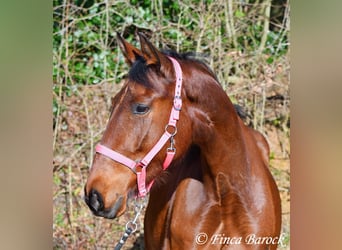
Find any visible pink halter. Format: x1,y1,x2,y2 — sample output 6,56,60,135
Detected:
95,56,183,197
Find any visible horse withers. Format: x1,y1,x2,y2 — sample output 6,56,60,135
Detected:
84,33,281,249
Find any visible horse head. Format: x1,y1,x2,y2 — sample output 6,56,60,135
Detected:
84,33,192,219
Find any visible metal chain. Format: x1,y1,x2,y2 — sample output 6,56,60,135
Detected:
114,198,146,250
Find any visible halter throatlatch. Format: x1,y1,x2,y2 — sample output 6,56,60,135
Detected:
95,56,183,197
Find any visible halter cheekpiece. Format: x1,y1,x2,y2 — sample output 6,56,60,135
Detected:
95,56,183,197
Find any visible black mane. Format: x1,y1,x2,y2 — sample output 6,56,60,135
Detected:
127,50,218,87
162,50,219,81
127,50,246,121
128,55,151,87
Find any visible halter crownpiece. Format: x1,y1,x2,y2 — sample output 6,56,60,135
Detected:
95,56,183,197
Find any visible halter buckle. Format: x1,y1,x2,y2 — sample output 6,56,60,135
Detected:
173,96,182,111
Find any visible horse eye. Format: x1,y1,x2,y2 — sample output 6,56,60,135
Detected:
132,104,150,115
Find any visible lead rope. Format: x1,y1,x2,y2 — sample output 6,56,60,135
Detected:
114,198,146,250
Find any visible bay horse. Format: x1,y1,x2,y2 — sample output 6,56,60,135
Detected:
84,33,281,249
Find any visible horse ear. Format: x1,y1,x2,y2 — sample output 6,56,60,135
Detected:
138,32,173,76
117,33,143,65
138,32,161,66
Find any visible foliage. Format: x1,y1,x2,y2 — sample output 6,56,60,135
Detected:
53,0,289,82
53,0,289,127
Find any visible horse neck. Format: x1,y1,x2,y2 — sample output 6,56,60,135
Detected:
183,67,251,195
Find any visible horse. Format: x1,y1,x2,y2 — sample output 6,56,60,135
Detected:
84,33,281,249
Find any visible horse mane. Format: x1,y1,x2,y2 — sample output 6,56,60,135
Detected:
127,55,152,88
162,50,219,82
127,50,247,121
127,50,219,88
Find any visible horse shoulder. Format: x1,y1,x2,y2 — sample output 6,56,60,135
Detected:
168,179,208,244
239,120,282,240
252,129,270,166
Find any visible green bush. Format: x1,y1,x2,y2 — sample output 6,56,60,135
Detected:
53,0,289,131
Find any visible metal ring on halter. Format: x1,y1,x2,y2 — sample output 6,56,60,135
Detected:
125,221,138,233
165,124,177,136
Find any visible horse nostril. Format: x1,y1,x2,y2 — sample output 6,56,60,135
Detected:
86,189,104,213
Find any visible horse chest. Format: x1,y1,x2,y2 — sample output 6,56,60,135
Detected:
145,179,221,249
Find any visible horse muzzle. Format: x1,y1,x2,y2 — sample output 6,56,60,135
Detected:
84,188,125,219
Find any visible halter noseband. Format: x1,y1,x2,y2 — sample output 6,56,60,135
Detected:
95,56,183,197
